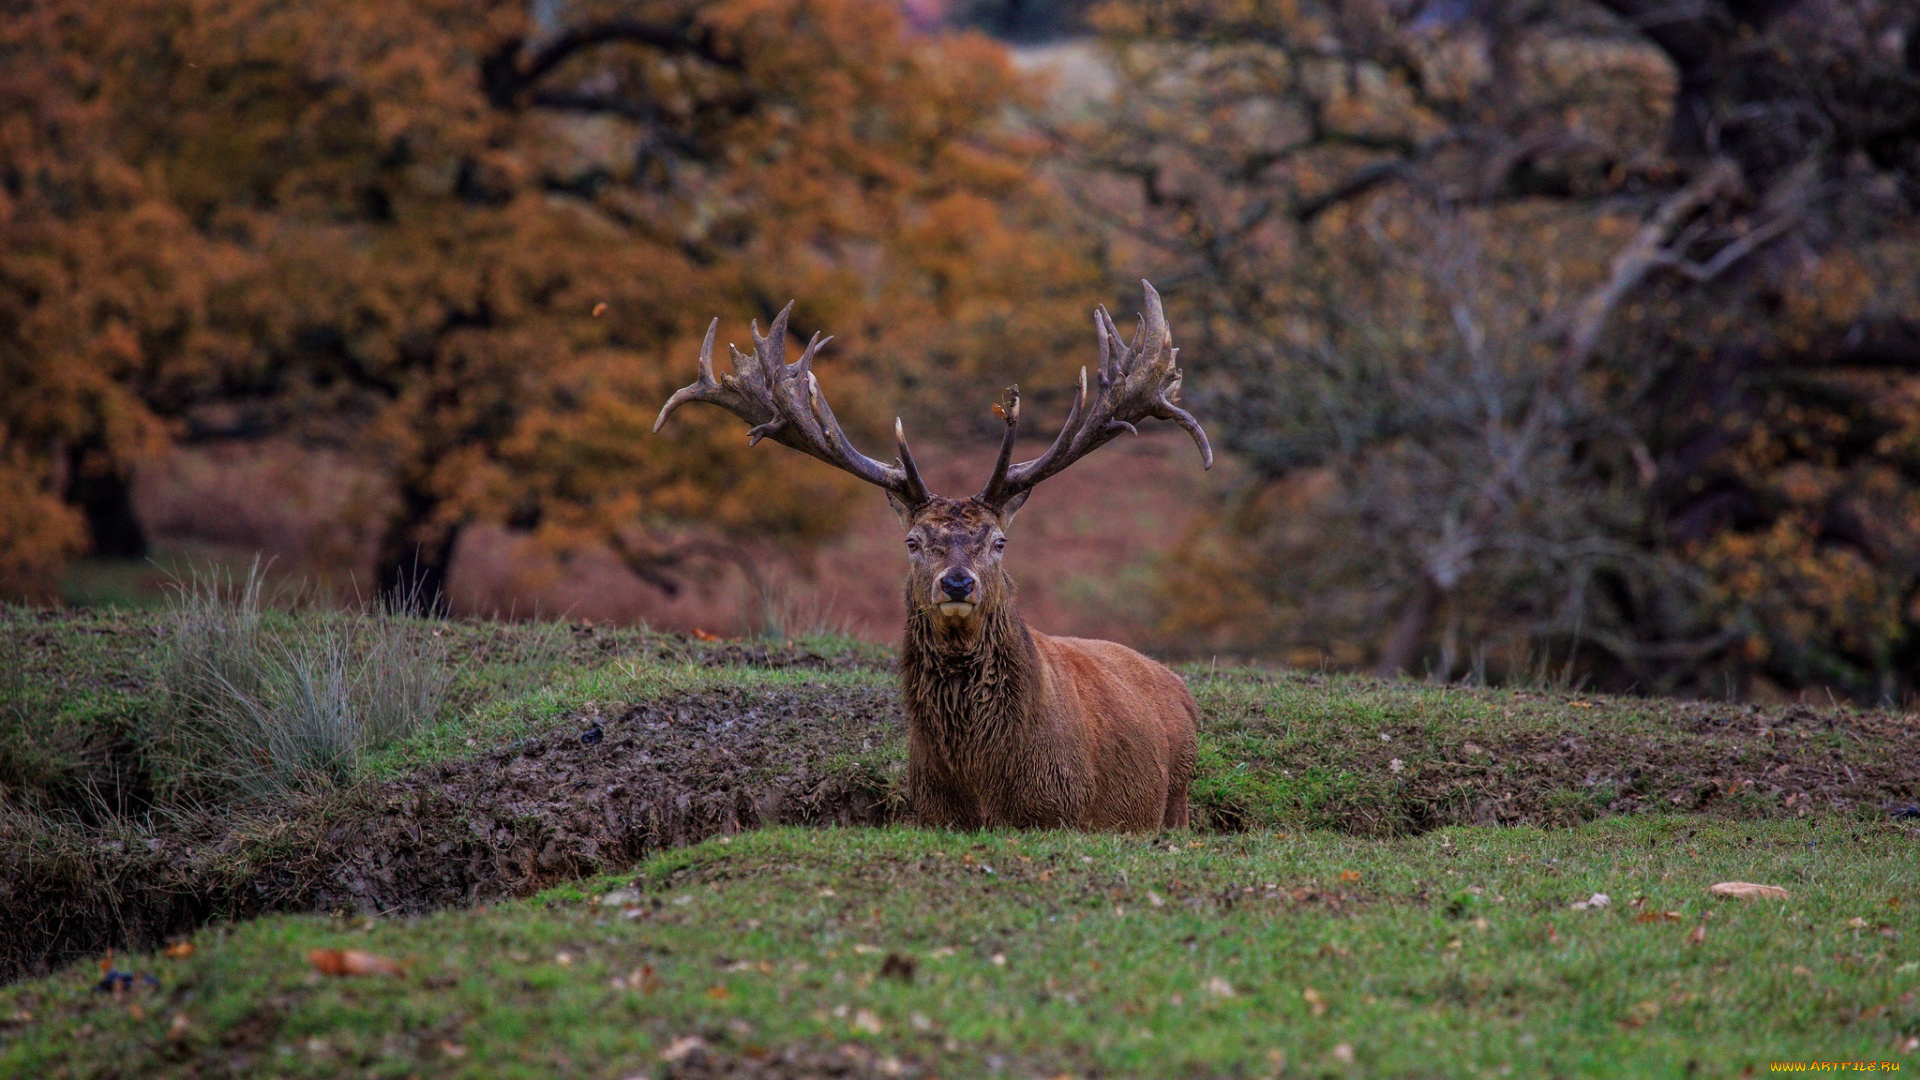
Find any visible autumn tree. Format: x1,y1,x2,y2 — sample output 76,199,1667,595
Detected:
1075,0,1920,699
0,0,1098,606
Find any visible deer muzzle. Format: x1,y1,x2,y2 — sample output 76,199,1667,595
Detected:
935,567,978,615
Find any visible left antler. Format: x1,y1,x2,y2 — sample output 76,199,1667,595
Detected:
654,304,932,509
978,280,1212,509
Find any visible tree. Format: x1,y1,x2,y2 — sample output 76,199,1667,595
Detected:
1076,0,1920,699
0,0,1098,606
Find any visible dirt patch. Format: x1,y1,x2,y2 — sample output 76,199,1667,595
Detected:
0,684,905,983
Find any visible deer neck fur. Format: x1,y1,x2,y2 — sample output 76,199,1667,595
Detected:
899,586,1045,757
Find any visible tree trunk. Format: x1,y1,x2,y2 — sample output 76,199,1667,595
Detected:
376,497,457,615
64,445,147,559
1374,576,1445,679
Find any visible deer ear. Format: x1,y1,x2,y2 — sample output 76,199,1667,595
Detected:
997,491,1029,529
885,490,916,527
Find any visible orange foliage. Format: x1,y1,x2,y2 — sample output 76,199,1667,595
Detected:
0,0,1095,601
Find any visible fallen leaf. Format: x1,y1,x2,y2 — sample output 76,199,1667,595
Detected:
705,985,731,1001
1147,890,1165,907
439,1041,467,1059
1570,893,1610,911
1688,923,1706,945
306,949,403,977
879,953,916,982
1206,977,1235,998
1635,911,1683,923
660,1035,707,1062
1546,925,1562,944
591,302,608,318
1389,758,1405,773
127,1002,145,1021
1338,870,1361,884
1570,701,1595,708
1302,987,1328,1017
612,965,661,993
1331,1043,1355,1064
162,942,194,959
690,628,719,642
1620,1000,1661,1028
1846,916,1871,929
166,1013,191,1041
852,1009,883,1035
1709,882,1790,901
554,951,575,967
598,889,640,907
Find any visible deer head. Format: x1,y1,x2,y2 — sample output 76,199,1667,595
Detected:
653,281,1212,637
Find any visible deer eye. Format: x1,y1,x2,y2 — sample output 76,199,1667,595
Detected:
905,536,920,553
993,537,1006,553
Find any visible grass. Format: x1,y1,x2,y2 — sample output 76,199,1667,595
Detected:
3,818,1916,1078
146,567,463,803
4,603,1918,1074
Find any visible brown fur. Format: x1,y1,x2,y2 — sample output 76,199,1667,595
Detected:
896,496,1197,831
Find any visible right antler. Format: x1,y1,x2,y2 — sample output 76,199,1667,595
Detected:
978,280,1212,509
654,304,931,509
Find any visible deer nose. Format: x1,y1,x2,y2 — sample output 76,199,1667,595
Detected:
939,568,977,601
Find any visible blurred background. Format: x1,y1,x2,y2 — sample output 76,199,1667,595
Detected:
5,0,1920,704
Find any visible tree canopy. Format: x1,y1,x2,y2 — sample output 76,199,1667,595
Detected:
1072,0,1920,699
1,0,1097,605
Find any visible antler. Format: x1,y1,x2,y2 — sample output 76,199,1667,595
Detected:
977,280,1212,509
654,304,930,508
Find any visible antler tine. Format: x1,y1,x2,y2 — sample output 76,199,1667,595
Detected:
977,280,1210,510
978,386,1021,505
654,318,723,432
656,308,932,507
893,418,930,506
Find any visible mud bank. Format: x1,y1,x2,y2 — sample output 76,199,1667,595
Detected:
2,685,905,982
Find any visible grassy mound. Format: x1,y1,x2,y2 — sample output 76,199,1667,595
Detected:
4,604,1917,991
3,820,1916,1078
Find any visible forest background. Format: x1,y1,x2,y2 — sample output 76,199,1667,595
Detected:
5,0,1920,706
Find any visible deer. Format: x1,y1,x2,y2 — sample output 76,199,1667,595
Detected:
654,282,1212,831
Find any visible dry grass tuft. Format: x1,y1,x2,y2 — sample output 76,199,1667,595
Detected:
151,564,452,804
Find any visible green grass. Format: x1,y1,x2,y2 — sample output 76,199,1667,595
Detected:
5,605,1918,1075
4,819,1916,1078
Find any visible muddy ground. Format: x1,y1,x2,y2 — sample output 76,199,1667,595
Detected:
2,683,903,983
5,675,1919,984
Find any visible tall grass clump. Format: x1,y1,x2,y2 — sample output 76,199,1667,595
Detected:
152,566,453,803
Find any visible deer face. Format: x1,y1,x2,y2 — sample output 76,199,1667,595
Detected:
901,496,1017,630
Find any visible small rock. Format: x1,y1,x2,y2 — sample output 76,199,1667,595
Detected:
580,724,603,746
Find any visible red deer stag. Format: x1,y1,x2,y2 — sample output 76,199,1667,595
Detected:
654,282,1211,830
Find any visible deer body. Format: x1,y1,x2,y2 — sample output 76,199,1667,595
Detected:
656,282,1209,831
904,617,1197,830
